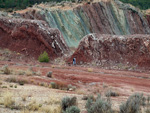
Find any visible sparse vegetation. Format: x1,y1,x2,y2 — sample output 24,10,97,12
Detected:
22,95,27,101
119,93,146,113
6,77,27,85
61,96,77,112
40,105,61,113
2,65,11,74
6,77,17,83
18,80,27,85
3,92,15,108
47,71,53,78
27,100,40,111
68,84,76,91
87,68,93,72
65,106,80,113
50,82,56,88
26,69,33,76
14,85,17,88
9,84,13,88
105,90,119,97
85,94,114,113
1,86,7,88
38,51,49,63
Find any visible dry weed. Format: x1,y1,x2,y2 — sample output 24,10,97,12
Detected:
40,105,61,113
27,99,40,111
47,95,61,105
87,68,93,72
3,91,15,108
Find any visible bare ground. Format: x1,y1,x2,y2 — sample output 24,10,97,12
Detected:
0,59,150,112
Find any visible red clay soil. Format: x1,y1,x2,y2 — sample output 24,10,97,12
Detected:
68,34,150,68
0,17,69,60
1,60,150,96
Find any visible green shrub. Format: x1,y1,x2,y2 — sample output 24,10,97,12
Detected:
2,86,7,88
62,96,77,111
50,82,56,88
119,93,144,113
14,85,17,88
86,94,113,113
105,90,119,97
38,51,49,63
6,77,17,83
47,71,52,78
18,80,27,85
65,106,80,113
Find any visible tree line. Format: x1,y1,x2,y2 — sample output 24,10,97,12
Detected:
0,0,65,10
120,0,150,10
0,0,149,10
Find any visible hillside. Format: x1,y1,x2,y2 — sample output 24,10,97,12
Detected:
0,1,150,113
14,0,150,48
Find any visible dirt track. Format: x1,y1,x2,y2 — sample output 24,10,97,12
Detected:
1,60,150,96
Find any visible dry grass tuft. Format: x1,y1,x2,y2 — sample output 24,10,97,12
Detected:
25,69,33,76
2,65,11,74
27,99,41,111
47,95,61,105
87,68,93,72
3,92,15,108
40,105,61,113
22,95,27,101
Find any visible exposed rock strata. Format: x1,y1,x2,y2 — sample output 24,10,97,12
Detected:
15,0,150,47
68,34,150,67
0,17,69,59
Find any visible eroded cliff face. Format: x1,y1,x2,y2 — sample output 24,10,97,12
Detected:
0,17,69,59
146,15,150,27
68,34,150,68
16,0,150,47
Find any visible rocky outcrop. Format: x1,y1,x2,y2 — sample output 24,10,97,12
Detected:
146,15,150,27
0,17,69,59
15,0,150,47
68,34,150,67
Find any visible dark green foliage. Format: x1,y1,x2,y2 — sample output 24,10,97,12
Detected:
50,82,56,88
119,93,145,113
62,96,77,112
47,71,52,78
119,0,150,10
6,77,17,83
0,0,149,10
38,51,49,63
65,106,80,113
5,77,27,85
0,0,73,11
18,80,27,85
86,94,114,113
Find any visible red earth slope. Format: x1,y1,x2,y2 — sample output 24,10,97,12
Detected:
68,34,150,68
0,17,69,59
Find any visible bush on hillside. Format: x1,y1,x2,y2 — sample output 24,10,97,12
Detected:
85,94,114,113
119,93,145,113
61,96,77,112
38,51,49,63
65,106,80,113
